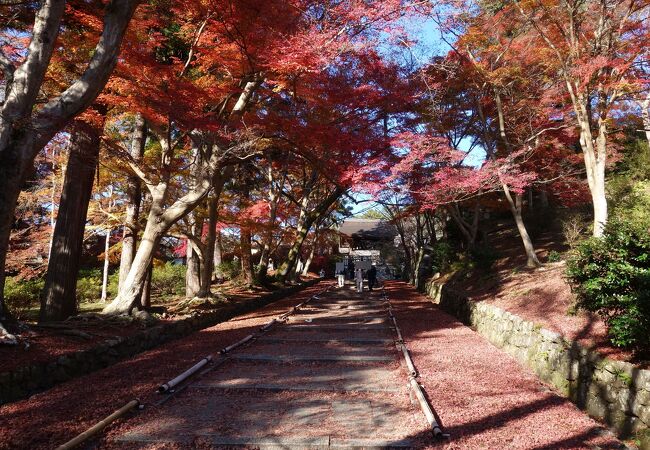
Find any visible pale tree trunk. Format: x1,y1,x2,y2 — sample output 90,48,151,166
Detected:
301,244,316,276
240,226,253,286
503,183,541,268
640,92,650,145
566,85,609,237
185,138,204,299
0,0,139,320
256,165,286,281
40,120,102,322
185,239,201,298
276,170,317,281
578,114,608,237
277,214,311,281
101,184,114,302
494,91,541,266
102,144,226,314
413,246,425,288
103,81,259,315
105,212,164,314
48,147,58,258
118,113,146,290
238,171,254,286
101,228,111,302
278,208,309,280
212,230,223,281
302,220,323,277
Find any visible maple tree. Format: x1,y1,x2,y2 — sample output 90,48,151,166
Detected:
95,0,422,314
0,0,140,334
507,0,649,236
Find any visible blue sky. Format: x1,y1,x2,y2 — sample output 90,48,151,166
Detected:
349,16,485,215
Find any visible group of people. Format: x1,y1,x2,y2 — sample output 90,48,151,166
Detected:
336,262,377,293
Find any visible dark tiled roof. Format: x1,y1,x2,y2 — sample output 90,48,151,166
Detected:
338,219,397,240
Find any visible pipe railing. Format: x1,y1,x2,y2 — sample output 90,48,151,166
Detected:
382,286,447,439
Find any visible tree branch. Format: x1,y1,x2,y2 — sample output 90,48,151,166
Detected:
33,0,140,149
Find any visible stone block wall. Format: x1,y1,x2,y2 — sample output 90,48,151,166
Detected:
0,280,318,405
422,278,650,446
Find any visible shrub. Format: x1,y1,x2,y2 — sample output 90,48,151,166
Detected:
608,139,650,230
3,277,43,318
217,260,240,281
561,213,590,248
547,250,562,263
566,218,650,352
75,268,121,303
76,268,103,303
151,262,185,296
430,241,455,273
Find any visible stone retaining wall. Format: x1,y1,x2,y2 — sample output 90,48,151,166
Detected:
0,280,318,405
422,278,650,446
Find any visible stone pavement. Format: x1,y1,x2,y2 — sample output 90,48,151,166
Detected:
114,286,426,448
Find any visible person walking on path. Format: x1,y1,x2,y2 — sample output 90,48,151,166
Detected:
336,268,345,287
367,265,377,291
355,268,364,293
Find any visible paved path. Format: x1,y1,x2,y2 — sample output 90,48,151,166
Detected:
113,286,427,448
105,282,626,449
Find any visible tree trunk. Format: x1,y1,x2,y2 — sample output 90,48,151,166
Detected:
102,163,219,314
277,220,311,281
212,230,223,281
118,113,146,290
186,242,201,298
141,263,152,309
0,158,24,321
48,149,58,258
197,195,218,297
447,202,480,250
103,214,163,314
276,187,343,282
101,228,111,302
581,128,608,237
641,93,650,145
413,246,425,288
256,166,285,282
591,127,608,236
301,244,316,276
503,183,541,268
566,85,609,237
40,120,101,322
198,170,229,297
240,226,253,285
104,83,257,315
